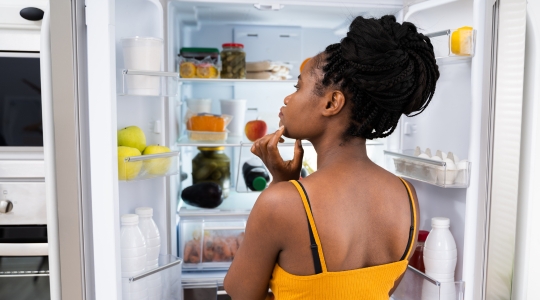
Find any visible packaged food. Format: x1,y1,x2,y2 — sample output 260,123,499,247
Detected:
183,228,244,265
192,147,230,198
450,26,474,56
186,130,228,142
186,113,232,132
220,43,246,79
246,61,292,80
178,47,220,79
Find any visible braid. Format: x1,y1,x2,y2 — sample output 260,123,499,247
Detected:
316,15,439,139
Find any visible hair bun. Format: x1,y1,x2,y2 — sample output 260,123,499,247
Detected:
319,15,439,139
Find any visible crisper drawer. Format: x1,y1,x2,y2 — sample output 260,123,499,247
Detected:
178,212,248,271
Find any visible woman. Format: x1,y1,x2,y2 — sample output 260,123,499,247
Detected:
224,15,438,299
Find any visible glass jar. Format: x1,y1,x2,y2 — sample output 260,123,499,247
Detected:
409,230,429,272
220,43,246,79
192,147,230,198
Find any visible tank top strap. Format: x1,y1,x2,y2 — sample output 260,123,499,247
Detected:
290,180,328,273
398,177,417,260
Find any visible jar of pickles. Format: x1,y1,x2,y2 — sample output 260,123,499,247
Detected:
192,147,231,198
220,43,246,79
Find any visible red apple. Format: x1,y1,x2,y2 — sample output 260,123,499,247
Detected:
245,120,267,142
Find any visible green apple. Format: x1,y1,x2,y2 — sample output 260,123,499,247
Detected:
142,145,172,176
118,146,142,180
118,126,146,152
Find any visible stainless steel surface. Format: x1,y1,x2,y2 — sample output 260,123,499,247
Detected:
0,271,49,277
129,259,181,282
0,243,48,256
0,160,45,179
0,182,46,224
425,29,451,38
48,0,87,298
0,199,13,213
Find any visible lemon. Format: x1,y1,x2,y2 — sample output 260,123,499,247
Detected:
451,26,473,56
180,62,197,78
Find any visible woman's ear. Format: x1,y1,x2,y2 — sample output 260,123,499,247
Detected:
322,90,346,117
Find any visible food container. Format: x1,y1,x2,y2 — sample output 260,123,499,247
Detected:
192,147,230,198
179,47,220,79
220,43,246,79
186,113,232,132
179,214,247,270
186,130,228,142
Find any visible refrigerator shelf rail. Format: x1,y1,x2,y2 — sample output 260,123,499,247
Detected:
0,270,49,277
119,151,180,181
425,28,477,59
179,78,298,86
119,69,179,97
392,265,465,300
384,150,471,188
122,255,182,300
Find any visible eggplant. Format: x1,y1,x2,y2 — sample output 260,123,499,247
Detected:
181,182,223,208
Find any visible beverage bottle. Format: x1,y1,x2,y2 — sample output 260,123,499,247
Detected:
242,158,270,191
135,207,161,300
120,214,148,300
409,230,429,272
422,217,457,300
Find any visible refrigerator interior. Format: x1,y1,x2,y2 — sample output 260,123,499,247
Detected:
111,0,481,298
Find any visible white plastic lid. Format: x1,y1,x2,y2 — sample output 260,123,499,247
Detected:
121,214,139,225
432,217,450,228
135,207,153,217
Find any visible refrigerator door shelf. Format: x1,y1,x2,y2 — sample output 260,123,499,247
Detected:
392,265,464,300
119,69,179,97
119,151,180,182
426,28,477,59
384,150,471,188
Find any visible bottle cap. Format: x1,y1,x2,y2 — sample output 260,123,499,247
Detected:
252,177,268,191
418,230,429,242
432,217,450,227
135,207,153,217
121,214,139,225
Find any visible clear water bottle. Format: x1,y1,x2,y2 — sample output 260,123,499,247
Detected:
242,157,270,191
120,214,148,300
135,207,161,300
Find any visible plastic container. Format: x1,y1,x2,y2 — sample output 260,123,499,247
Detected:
242,157,270,191
179,216,247,271
135,207,161,268
220,99,246,136
186,130,228,142
186,98,212,114
220,43,246,79
192,147,230,198
179,47,219,63
121,37,163,95
424,217,457,281
120,214,147,299
409,230,429,272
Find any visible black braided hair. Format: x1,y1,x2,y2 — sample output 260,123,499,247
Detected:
316,15,439,140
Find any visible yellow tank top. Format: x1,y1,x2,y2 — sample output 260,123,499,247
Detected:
269,178,417,300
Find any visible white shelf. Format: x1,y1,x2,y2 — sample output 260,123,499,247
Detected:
179,190,258,213
436,56,472,64
179,78,297,85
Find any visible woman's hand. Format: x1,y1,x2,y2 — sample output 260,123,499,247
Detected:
251,126,304,184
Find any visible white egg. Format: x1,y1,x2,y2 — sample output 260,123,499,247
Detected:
444,157,456,170
418,153,430,159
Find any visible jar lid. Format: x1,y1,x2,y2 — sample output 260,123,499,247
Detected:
222,43,244,49
198,147,225,151
252,177,268,191
418,230,429,242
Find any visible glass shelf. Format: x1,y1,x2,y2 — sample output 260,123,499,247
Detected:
179,78,297,86
392,266,465,300
119,151,180,181
122,255,182,300
384,150,471,188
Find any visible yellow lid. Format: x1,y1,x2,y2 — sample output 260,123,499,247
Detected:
198,146,225,151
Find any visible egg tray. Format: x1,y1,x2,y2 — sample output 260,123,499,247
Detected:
384,150,471,188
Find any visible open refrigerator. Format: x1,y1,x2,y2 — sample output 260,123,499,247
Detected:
38,0,530,299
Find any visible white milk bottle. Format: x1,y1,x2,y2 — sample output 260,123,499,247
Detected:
121,214,148,300
422,217,457,300
136,207,161,300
